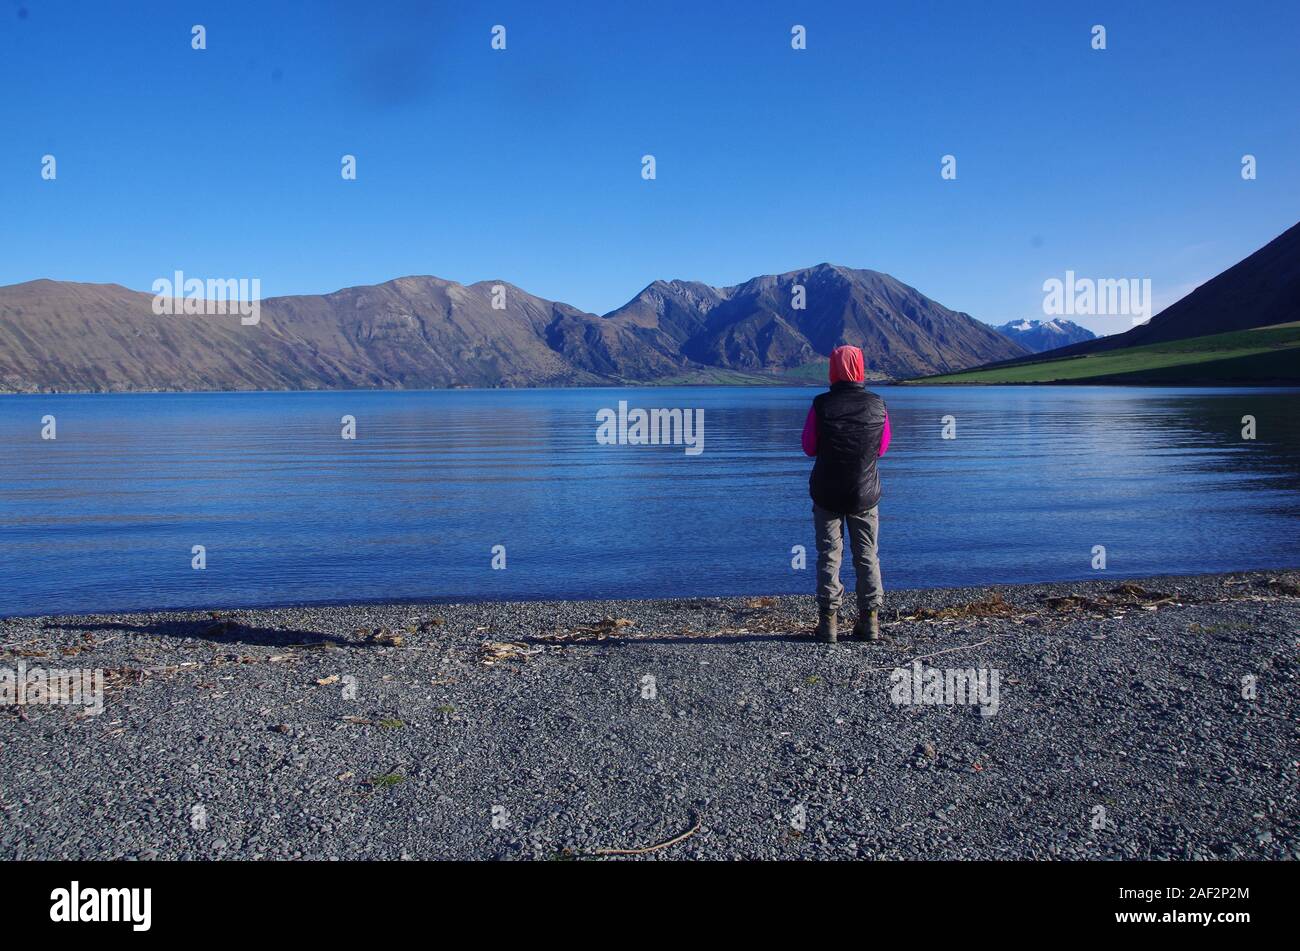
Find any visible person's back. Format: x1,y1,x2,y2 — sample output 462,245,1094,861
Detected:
801,345,890,643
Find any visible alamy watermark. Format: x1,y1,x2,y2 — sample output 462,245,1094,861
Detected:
151,270,261,325
1,661,104,715
596,400,704,456
50,881,151,931
889,661,1000,716
1043,271,1151,326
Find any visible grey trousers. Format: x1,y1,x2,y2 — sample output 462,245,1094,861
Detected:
812,503,883,613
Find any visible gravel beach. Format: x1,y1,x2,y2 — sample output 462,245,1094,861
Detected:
2,570,1297,861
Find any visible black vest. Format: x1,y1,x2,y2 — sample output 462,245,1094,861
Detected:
809,382,886,514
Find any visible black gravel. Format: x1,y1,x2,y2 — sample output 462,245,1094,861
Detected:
2,570,1297,860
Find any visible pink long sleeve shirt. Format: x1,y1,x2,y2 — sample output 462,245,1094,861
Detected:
802,406,890,458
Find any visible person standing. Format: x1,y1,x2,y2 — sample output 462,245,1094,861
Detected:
800,345,891,643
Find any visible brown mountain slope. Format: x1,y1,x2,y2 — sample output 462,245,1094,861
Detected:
0,277,673,392
256,277,671,388
0,280,324,393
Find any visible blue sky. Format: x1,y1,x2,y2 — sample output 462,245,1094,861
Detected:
2,0,1297,335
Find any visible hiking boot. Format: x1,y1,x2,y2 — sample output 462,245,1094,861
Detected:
815,608,838,644
853,609,881,641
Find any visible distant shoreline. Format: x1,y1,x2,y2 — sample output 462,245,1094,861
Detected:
5,379,1300,397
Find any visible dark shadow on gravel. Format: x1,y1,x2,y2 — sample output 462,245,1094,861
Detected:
42,619,361,650
522,632,815,647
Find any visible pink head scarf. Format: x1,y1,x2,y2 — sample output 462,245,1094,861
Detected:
829,345,865,384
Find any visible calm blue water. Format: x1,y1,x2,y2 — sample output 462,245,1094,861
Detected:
2,386,1298,617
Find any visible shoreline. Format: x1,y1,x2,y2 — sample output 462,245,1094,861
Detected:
2,569,1297,860
7,564,1300,623
6,381,1300,397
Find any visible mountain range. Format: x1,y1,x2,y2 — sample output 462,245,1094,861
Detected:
992,318,1096,353
0,265,1027,393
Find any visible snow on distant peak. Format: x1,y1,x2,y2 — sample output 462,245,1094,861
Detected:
995,316,1097,353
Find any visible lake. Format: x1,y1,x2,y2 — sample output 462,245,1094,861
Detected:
2,386,1298,617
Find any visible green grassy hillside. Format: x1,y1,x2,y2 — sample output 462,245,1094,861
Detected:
909,322,1300,385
